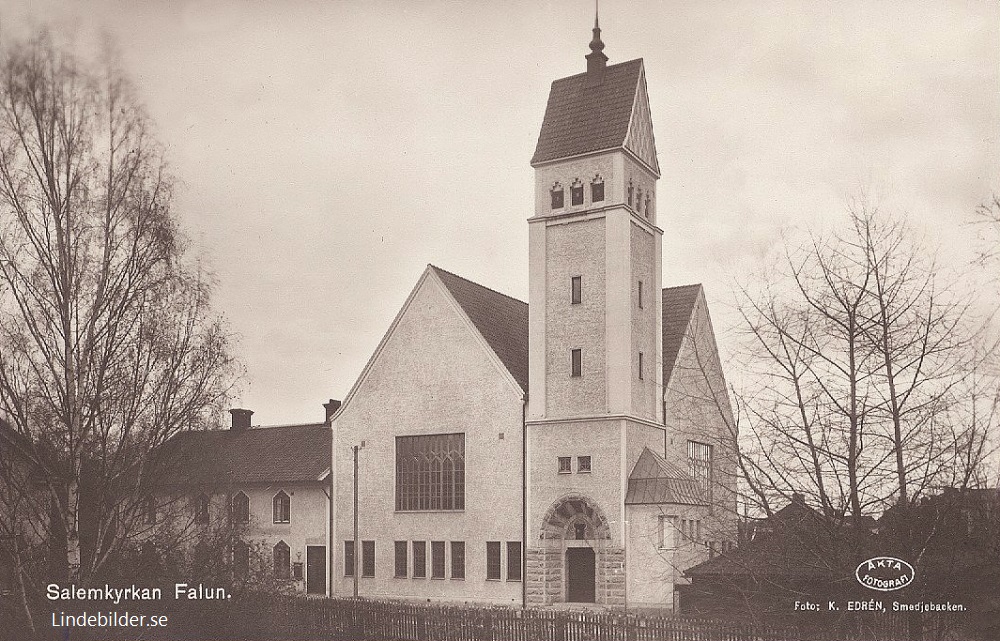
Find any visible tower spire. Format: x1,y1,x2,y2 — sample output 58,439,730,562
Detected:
586,1,608,77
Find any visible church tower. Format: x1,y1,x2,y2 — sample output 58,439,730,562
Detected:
525,16,666,606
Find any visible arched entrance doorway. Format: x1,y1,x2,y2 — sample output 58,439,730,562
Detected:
528,494,621,606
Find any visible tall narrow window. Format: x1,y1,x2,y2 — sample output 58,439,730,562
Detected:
272,490,290,524
273,541,290,579
344,541,355,576
645,194,652,218
636,187,642,212
431,541,445,579
396,433,465,511
571,276,582,304
450,542,465,579
627,180,634,207
194,494,209,525
639,352,644,380
507,542,522,581
658,515,678,549
591,178,604,202
394,541,408,578
232,492,250,524
413,541,427,578
362,540,375,577
486,542,501,580
688,441,713,488
638,280,644,309
571,181,584,206
551,184,564,209
571,349,582,377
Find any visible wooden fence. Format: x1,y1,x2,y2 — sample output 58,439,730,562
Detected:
209,596,916,641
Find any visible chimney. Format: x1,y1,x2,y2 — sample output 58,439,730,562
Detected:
229,408,253,432
323,399,342,424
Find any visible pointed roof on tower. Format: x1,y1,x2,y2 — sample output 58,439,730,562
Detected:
531,20,660,176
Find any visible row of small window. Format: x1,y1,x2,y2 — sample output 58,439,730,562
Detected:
158,490,293,526
657,515,703,549
549,178,653,219
570,276,645,308
569,348,645,380
557,456,591,474
551,177,604,209
345,540,523,581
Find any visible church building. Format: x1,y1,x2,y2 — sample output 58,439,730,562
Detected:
330,18,737,610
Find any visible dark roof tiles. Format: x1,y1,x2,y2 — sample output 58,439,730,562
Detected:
662,284,703,388
161,423,331,487
531,59,644,166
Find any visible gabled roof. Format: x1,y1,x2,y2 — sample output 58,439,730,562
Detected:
160,423,331,487
430,266,529,393
626,447,707,506
662,284,702,388
531,58,659,174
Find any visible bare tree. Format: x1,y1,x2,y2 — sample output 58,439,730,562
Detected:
971,193,1000,269
0,29,237,616
731,201,999,638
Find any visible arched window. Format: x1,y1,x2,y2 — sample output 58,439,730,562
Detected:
232,492,250,524
194,494,210,525
636,187,642,213
550,182,564,209
645,194,652,218
273,540,290,579
272,491,290,524
627,180,634,208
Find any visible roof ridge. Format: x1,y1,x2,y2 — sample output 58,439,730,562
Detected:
429,264,527,306
550,57,644,84
662,283,702,292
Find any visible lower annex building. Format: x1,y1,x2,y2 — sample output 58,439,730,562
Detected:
328,19,738,610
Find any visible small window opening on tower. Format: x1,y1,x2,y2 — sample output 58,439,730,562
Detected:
571,349,582,377
627,180,634,208
578,456,591,473
571,180,584,206
645,194,652,218
638,280,644,309
571,276,582,304
591,176,604,202
639,352,644,380
551,183,564,209
558,457,572,473
636,187,643,213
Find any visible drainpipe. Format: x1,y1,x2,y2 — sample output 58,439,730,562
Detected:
522,395,528,609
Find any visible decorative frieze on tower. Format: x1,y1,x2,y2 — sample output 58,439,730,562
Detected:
524,16,667,607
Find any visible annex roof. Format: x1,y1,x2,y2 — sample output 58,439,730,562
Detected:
625,447,707,506
160,423,331,487
662,284,703,388
431,265,530,393
531,58,659,174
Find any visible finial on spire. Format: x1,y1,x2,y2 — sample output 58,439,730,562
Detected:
586,0,608,77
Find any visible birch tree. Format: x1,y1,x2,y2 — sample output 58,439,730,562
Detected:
0,30,237,601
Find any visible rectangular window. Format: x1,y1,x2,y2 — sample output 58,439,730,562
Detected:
571,276,582,304
658,515,678,549
571,349,582,377
396,433,465,511
639,352,644,380
577,456,591,473
431,541,445,579
413,541,426,578
394,541,408,578
591,181,604,202
558,456,572,474
344,541,355,577
571,184,584,206
506,542,522,581
450,541,465,579
638,280,643,308
551,189,564,209
486,542,501,580
688,441,713,489
362,540,375,577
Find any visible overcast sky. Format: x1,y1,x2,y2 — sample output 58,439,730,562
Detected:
2,1,997,426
